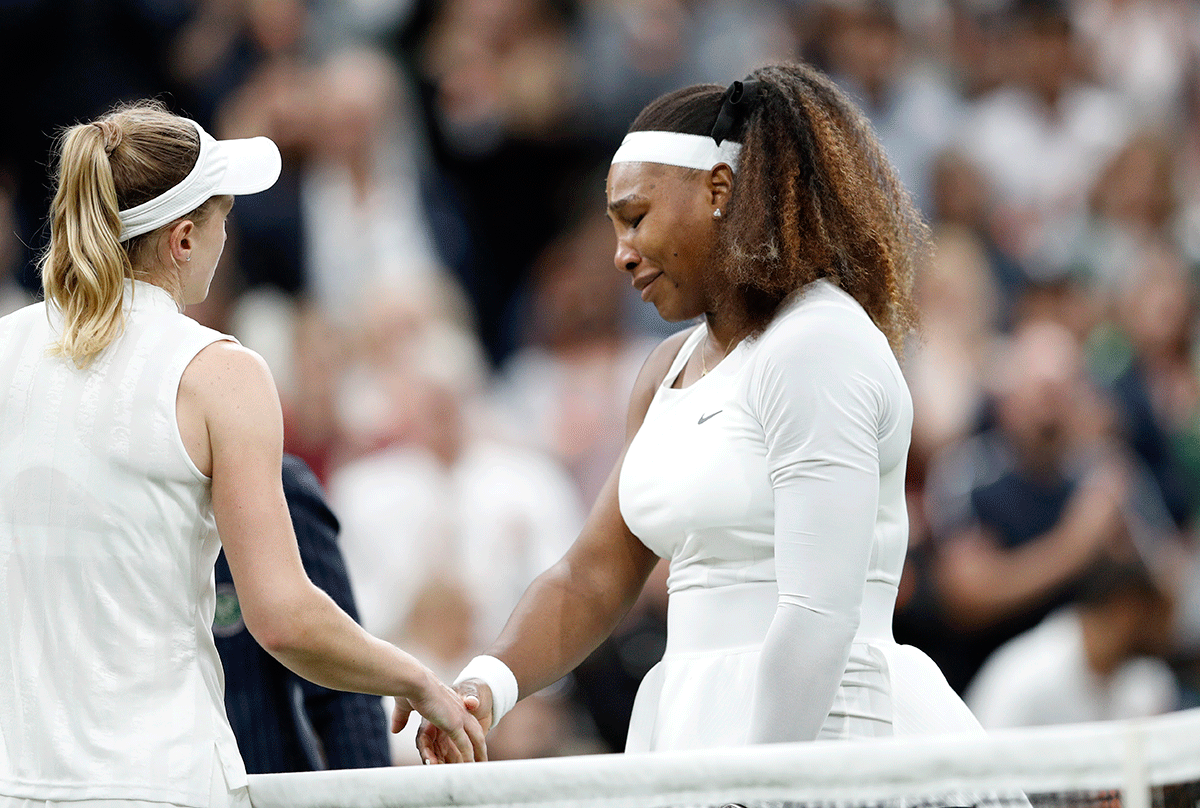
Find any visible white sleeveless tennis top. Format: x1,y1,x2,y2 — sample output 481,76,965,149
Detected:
0,281,246,807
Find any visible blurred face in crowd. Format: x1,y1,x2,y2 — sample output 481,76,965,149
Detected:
1121,249,1193,360
994,320,1086,464
825,7,902,98
1013,13,1075,101
605,161,727,322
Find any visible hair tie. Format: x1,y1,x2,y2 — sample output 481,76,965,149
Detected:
710,78,762,146
92,120,123,155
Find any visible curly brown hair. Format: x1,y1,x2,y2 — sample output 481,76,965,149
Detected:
629,63,924,356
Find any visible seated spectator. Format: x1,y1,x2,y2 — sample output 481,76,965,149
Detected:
490,212,662,505
966,559,1178,728
809,0,964,215
327,297,584,653
1099,245,1200,529
924,317,1178,692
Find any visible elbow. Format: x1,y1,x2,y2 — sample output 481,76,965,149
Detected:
776,595,860,648
240,593,313,657
250,623,301,657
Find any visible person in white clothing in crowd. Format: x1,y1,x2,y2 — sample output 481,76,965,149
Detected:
0,101,484,808
966,559,1179,730
419,62,984,762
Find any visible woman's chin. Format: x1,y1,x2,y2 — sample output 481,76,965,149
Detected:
652,302,702,324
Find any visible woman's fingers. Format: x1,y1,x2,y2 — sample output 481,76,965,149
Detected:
392,698,413,734
416,720,441,764
465,714,488,761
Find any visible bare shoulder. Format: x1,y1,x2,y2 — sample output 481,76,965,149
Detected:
625,326,696,440
181,340,276,401
179,340,282,438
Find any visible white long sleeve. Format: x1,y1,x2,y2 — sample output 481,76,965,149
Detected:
747,311,893,742
618,280,923,751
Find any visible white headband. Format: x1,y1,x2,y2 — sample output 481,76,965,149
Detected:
610,131,742,173
117,119,282,242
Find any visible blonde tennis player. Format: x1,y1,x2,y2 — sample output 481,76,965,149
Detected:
0,101,484,808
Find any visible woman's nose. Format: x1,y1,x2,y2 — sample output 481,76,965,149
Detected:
614,241,640,273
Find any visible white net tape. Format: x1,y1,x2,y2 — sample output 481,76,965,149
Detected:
248,708,1200,808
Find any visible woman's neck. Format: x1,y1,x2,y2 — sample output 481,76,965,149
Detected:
704,311,741,354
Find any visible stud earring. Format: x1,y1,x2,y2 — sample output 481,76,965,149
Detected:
713,209,722,219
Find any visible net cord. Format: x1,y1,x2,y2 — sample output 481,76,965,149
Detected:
247,708,1200,808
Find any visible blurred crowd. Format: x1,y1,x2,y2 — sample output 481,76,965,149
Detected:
4,0,1200,763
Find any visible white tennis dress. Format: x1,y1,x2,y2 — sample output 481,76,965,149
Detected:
0,282,247,808
618,279,982,751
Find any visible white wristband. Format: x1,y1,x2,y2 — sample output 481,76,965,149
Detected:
454,655,519,728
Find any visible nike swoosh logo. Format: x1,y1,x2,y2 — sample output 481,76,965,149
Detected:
697,410,723,424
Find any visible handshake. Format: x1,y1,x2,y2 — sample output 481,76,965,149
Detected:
400,655,518,765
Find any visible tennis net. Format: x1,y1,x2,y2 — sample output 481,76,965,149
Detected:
248,708,1200,808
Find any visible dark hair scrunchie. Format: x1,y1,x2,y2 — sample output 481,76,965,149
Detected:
710,78,762,145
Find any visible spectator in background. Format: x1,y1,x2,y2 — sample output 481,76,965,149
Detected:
491,211,664,505
966,558,1179,728
927,148,1032,328
1064,130,1180,294
574,0,794,143
925,318,1179,693
955,0,1132,273
300,47,444,323
191,0,317,321
905,160,1001,468
326,281,588,760
401,0,595,366
327,281,583,660
214,455,391,773
1095,245,1200,530
1071,0,1197,127
806,0,963,215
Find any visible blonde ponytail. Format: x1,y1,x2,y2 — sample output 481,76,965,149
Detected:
40,124,131,367
38,101,200,368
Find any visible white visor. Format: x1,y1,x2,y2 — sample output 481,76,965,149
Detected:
117,119,282,242
610,131,742,173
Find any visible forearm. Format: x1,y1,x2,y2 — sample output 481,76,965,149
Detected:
254,583,431,701
749,602,857,743
486,555,645,699
938,527,1091,628
936,525,1099,629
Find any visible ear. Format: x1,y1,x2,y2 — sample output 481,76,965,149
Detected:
165,219,196,265
706,163,734,211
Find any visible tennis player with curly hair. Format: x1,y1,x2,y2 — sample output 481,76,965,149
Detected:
421,62,983,758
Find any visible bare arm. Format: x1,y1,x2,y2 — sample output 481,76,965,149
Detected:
418,331,690,761
934,463,1128,630
181,341,485,760
487,451,661,698
486,334,691,697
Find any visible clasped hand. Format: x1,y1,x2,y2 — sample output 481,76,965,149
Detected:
393,672,489,763
416,679,494,764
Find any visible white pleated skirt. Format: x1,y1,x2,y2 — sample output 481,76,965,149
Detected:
625,581,983,752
